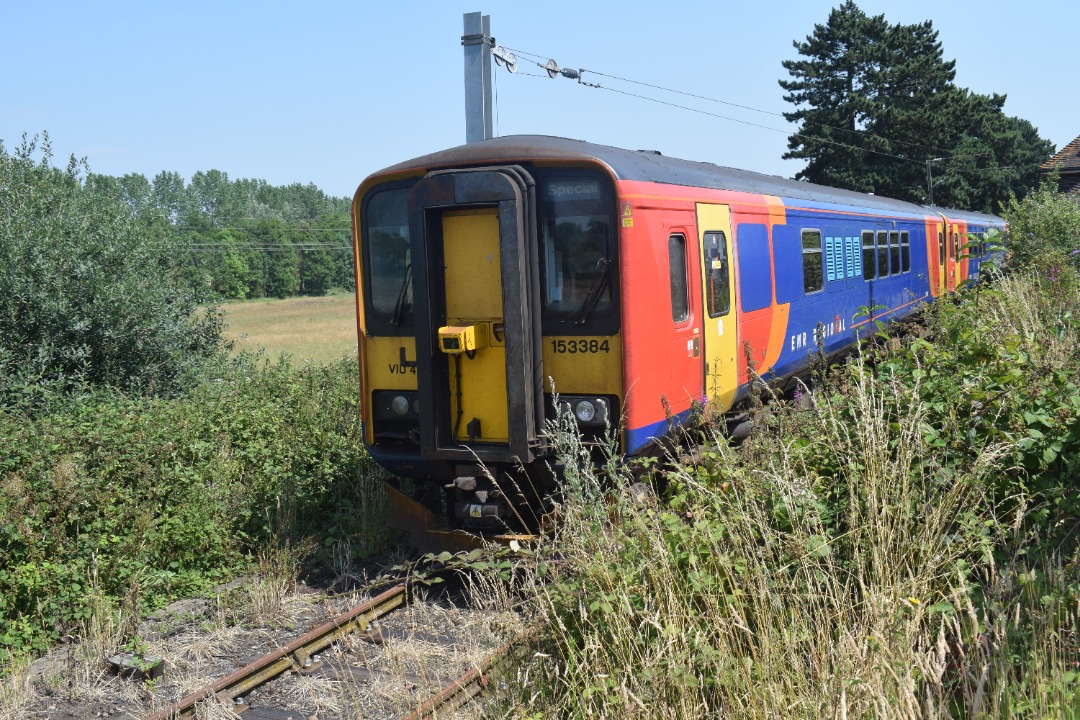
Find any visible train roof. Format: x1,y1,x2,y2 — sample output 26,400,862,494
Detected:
922,205,1004,227
373,135,1003,224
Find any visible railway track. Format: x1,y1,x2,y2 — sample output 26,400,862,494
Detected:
142,581,524,719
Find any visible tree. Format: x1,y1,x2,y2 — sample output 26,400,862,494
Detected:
152,170,189,223
189,169,236,226
779,1,891,193
927,91,1053,212
76,162,353,303
259,221,301,298
117,172,154,218
780,2,1053,211
0,134,226,404
1001,180,1080,274
207,229,253,299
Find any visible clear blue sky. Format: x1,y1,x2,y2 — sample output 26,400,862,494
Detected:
2,1,1075,199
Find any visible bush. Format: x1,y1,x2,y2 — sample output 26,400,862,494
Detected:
1002,180,1080,274
0,356,387,663
0,133,226,404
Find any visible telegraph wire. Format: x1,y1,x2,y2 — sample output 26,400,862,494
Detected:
505,44,942,155
152,242,350,247
581,67,967,159
503,45,999,166
589,83,927,166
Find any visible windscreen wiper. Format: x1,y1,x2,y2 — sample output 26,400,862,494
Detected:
390,262,412,326
568,258,610,326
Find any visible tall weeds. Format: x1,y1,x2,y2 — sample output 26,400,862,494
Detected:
504,269,1080,718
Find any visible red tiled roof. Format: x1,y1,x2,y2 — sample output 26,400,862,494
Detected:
1041,135,1080,172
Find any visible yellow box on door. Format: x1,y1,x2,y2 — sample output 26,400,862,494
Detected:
438,324,489,354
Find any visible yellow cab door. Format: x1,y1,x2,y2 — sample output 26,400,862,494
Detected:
440,208,509,443
696,204,738,412
407,168,543,467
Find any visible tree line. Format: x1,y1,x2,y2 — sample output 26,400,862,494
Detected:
781,1,1053,212
85,162,355,301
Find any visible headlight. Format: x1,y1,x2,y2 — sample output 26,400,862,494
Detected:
574,400,597,422
559,396,610,428
390,395,410,416
372,390,419,423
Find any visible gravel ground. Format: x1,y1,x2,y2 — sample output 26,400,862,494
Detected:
9,574,522,720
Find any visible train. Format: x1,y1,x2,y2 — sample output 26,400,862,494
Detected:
350,135,1004,530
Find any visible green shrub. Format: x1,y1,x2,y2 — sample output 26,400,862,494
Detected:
1002,180,1080,275
0,356,386,663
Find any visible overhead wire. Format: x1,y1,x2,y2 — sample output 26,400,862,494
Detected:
590,83,926,165
502,45,1005,168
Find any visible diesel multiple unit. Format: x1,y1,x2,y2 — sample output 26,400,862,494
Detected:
351,135,1003,527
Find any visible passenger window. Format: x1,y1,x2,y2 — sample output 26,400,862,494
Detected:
703,231,730,317
938,230,945,267
901,231,911,272
876,231,889,278
669,234,689,323
889,231,900,276
862,231,876,280
802,230,823,294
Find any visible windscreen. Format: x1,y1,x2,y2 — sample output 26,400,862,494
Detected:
538,174,616,332
363,186,412,330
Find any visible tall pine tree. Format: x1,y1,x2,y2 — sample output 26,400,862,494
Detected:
779,2,890,193
780,1,1052,212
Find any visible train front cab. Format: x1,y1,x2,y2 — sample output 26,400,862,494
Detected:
355,164,624,528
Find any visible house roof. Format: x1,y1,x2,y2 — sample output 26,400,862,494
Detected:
1040,135,1080,173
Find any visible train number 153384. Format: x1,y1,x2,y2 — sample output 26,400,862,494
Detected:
550,338,610,354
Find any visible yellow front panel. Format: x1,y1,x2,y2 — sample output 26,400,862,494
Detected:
362,335,417,444
364,336,418,390
542,336,623,397
441,208,509,443
448,344,509,442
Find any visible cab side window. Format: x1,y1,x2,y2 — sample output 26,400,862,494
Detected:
669,234,689,323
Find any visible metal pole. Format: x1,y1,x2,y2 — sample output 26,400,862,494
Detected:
926,159,934,206
462,12,493,143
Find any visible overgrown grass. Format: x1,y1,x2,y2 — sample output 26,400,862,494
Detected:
502,267,1080,718
0,354,391,666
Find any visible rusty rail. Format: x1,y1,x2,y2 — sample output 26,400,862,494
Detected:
145,583,407,719
403,629,533,720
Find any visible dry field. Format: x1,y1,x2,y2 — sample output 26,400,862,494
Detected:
222,293,358,365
